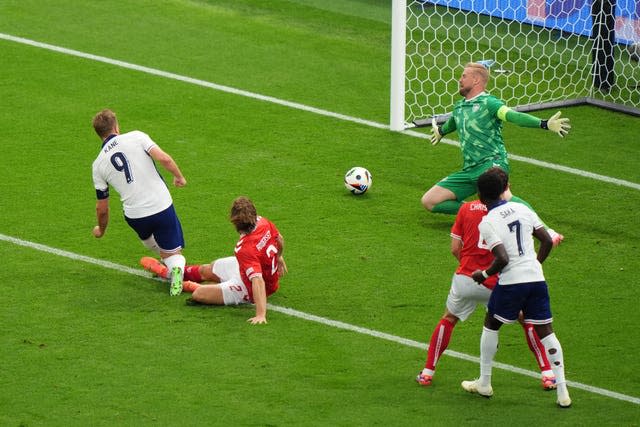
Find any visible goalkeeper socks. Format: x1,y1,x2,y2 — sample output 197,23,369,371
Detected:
425,318,455,371
184,265,203,282
522,323,552,372
432,200,462,215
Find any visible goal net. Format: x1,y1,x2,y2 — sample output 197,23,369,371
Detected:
390,0,640,130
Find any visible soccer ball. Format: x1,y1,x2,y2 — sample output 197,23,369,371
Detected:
344,167,372,195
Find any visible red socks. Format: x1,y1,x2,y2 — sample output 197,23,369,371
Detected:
183,265,203,282
523,323,552,372
425,318,455,370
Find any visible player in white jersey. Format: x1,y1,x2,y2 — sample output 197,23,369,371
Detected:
461,167,571,408
90,109,187,296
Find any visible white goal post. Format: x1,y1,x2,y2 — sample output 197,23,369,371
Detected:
390,0,640,131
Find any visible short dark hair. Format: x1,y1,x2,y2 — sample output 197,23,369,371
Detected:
477,167,508,201
488,166,509,191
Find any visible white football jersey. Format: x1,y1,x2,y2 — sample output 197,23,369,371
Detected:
92,130,172,219
478,201,545,285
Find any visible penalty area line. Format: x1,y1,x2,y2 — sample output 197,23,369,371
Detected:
1,232,638,406
1,32,639,192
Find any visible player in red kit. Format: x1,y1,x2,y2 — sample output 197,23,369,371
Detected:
140,196,286,325
231,196,286,324
416,168,556,390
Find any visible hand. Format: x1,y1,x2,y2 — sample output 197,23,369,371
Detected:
248,315,267,325
471,270,486,284
545,111,571,137
173,176,187,187
92,225,104,238
430,118,443,145
277,256,288,277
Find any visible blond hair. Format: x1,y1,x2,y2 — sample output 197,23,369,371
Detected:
92,109,118,139
464,62,490,86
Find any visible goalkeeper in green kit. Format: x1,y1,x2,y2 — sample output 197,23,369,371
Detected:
421,62,570,245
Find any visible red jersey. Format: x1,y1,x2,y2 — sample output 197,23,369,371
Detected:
234,216,282,302
450,200,498,290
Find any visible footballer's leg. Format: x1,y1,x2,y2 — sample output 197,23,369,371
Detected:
462,320,500,398
140,257,169,278
518,314,556,390
188,278,249,307
189,284,225,305
162,252,186,296
537,325,571,408
183,264,205,282
462,295,509,398
420,274,486,386
182,281,201,293
198,261,224,283
417,315,457,386
421,185,459,213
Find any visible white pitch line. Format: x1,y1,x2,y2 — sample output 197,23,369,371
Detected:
1,32,639,192
2,32,640,404
0,33,386,131
1,233,638,405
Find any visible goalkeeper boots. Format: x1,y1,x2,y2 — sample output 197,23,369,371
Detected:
461,379,493,397
140,257,168,278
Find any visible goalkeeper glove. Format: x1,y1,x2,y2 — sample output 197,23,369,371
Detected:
430,118,443,145
541,111,571,137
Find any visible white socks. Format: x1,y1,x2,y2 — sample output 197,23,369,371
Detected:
541,333,570,399
162,254,186,278
480,327,499,386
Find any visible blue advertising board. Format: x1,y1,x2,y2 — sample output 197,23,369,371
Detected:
423,0,639,44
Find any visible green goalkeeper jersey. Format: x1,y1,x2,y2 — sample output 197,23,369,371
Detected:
442,93,507,171
440,92,543,171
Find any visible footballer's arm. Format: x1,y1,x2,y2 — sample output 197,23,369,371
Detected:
148,146,186,187
92,198,109,238
472,244,508,284
249,276,268,325
276,234,288,276
533,226,553,263
451,236,463,261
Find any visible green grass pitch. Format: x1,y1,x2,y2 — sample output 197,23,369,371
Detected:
1,1,639,425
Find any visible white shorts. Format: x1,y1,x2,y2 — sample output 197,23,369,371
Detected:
445,274,492,321
211,257,249,306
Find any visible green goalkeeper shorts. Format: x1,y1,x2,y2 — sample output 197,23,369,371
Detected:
436,159,510,202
